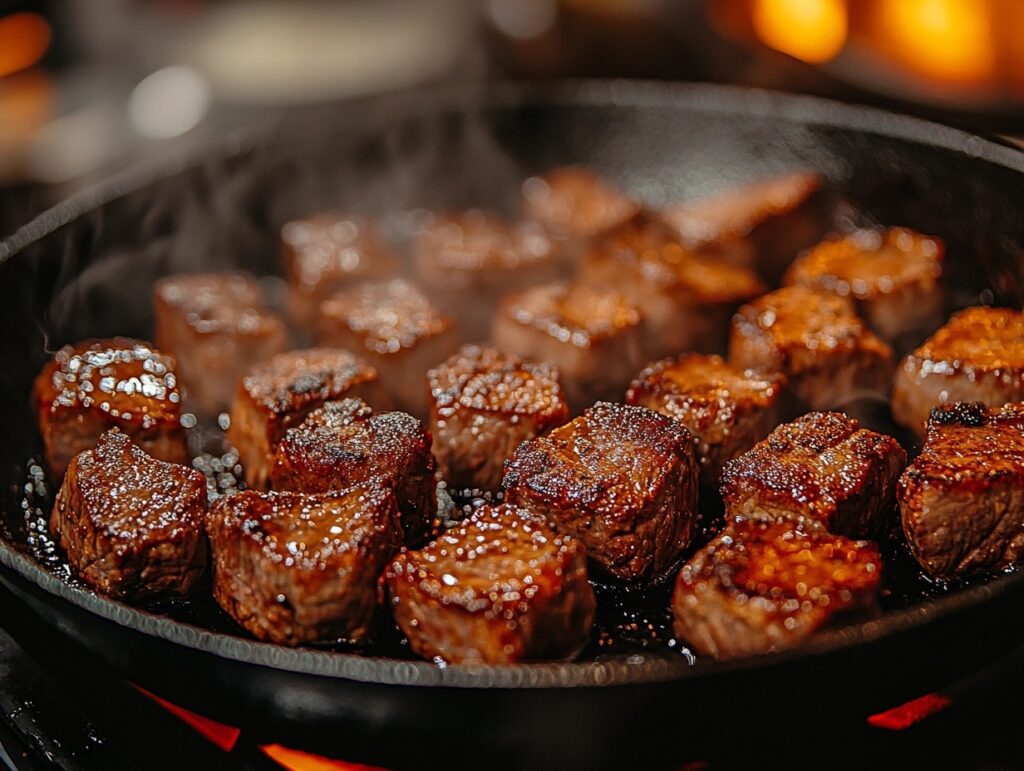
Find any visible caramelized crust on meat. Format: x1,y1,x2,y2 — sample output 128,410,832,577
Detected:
892,307,1024,436
51,429,206,600
522,166,639,239
502,402,699,582
626,354,785,486
207,484,402,645
898,402,1024,579
386,504,595,664
270,399,437,545
34,338,188,478
427,345,569,491
673,516,881,660
721,411,906,539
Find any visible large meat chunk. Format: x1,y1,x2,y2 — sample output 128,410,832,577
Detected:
427,345,569,493
50,429,206,600
386,504,595,664
672,516,881,660
34,338,189,479
729,285,893,412
492,282,643,413
898,402,1024,579
521,166,639,240
207,484,402,646
626,354,785,487
153,272,288,415
892,307,1024,437
270,398,437,545
720,411,907,540
502,402,699,583
316,279,460,418
228,348,384,490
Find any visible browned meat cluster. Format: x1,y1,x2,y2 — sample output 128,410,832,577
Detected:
522,166,638,240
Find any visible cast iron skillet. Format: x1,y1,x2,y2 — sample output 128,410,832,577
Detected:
2,81,1024,770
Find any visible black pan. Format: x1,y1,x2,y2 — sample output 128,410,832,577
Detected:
2,81,1024,770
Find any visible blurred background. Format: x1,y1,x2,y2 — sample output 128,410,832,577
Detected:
2,0,1024,237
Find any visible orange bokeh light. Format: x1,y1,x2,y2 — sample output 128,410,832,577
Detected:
0,12,52,78
752,0,848,64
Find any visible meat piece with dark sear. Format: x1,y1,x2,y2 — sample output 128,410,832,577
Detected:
521,166,639,240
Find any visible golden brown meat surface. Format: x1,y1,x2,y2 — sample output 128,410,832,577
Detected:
522,166,639,240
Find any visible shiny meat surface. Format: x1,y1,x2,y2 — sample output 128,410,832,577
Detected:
386,503,595,664
521,166,639,239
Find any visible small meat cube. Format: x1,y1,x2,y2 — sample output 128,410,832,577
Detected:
386,504,595,664
492,282,643,413
580,214,764,358
892,307,1024,437
503,402,699,583
34,338,189,479
898,402,1024,580
153,272,288,415
280,213,397,327
720,411,907,539
729,286,894,412
784,228,944,345
672,516,881,660
228,348,385,490
50,429,206,600
316,280,460,418
521,166,639,240
660,171,825,280
427,345,569,492
412,211,561,340
270,399,437,545
626,354,785,487
207,484,402,645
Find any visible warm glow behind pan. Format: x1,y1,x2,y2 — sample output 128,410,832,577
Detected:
0,12,51,78
752,0,848,64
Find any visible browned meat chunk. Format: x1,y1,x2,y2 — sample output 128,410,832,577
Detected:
784,228,944,345
316,279,460,418
892,307,1024,437
898,402,1024,579
672,516,881,660
729,286,894,412
207,484,402,645
386,504,595,664
427,345,569,493
228,348,384,490
50,429,206,600
720,411,907,539
492,282,643,413
521,166,639,239
34,338,189,479
579,214,764,358
502,402,699,583
626,354,785,487
153,272,288,415
412,211,561,340
270,398,437,545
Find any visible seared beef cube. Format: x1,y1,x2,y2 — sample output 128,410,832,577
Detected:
153,272,288,415
580,214,764,358
626,354,785,487
672,516,881,660
412,211,561,340
228,348,384,490
522,166,639,240
270,399,437,545
898,402,1024,579
784,228,944,345
492,282,643,413
280,213,397,328
386,504,595,664
660,171,825,280
50,429,206,600
729,286,893,412
892,307,1024,437
34,338,188,479
316,279,459,418
503,402,699,583
720,411,907,539
427,345,569,493
207,484,402,645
